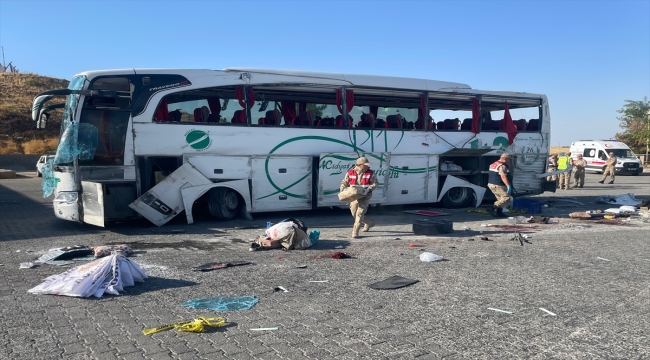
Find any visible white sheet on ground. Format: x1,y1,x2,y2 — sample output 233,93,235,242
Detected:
596,193,642,206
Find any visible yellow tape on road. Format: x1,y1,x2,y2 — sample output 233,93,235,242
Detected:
143,317,226,335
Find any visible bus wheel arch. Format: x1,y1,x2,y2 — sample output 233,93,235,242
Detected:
440,186,474,208
208,187,243,220
182,180,252,223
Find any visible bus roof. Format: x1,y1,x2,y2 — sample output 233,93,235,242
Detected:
74,68,545,99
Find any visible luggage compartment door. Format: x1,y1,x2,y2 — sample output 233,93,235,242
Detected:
251,156,312,212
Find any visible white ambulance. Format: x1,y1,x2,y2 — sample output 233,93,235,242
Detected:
569,140,643,175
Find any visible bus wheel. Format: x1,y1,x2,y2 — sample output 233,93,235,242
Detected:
208,187,241,220
441,187,473,208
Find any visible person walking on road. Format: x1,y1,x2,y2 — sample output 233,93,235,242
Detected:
547,154,558,183
599,152,617,184
572,154,587,188
487,153,512,218
557,152,573,189
340,157,379,239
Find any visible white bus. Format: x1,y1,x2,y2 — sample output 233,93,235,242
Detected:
32,68,553,227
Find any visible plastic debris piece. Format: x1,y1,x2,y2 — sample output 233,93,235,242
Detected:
539,308,556,316
488,308,514,314
334,245,343,249
182,296,259,311
308,280,329,283
309,230,320,245
369,276,419,290
143,317,226,335
249,327,278,331
20,262,36,269
274,286,288,292
597,257,610,261
16,250,20,252
419,252,443,262
294,265,307,268
409,244,424,247
46,260,75,266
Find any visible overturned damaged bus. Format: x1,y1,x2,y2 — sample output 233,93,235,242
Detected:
31,68,554,227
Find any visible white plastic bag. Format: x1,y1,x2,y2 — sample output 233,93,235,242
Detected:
419,252,443,262
265,221,295,241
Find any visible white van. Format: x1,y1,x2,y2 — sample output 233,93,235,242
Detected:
569,140,643,175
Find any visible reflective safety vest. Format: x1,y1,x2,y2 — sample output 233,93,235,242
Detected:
348,169,373,185
558,156,570,170
488,160,508,186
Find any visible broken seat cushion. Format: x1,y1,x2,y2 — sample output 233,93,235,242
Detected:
368,276,419,290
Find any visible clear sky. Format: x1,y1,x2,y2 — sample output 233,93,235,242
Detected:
1,0,648,146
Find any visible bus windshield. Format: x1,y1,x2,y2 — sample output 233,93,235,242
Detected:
54,75,87,165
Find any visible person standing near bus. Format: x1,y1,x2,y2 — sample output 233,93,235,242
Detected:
340,157,379,238
547,153,558,183
487,153,511,217
557,152,573,189
598,152,617,184
572,154,587,188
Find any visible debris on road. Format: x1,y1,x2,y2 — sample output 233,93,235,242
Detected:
20,262,37,269
37,245,94,264
93,245,134,258
596,193,642,206
143,317,226,335
182,296,259,311
28,253,147,298
191,261,253,272
419,252,443,262
274,286,288,293
527,216,551,224
249,327,279,331
369,276,419,290
331,252,351,259
488,308,514,315
597,257,611,261
308,280,328,283
539,308,557,316
413,219,453,235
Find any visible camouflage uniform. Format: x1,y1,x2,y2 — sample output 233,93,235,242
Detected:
547,155,558,182
572,157,587,188
600,156,617,183
340,163,379,239
487,163,510,208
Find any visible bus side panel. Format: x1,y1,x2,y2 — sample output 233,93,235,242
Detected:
427,155,440,202
513,154,546,193
251,156,312,212
385,155,429,205
184,154,252,180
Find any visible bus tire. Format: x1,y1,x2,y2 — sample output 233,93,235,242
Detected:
441,187,473,208
208,187,241,220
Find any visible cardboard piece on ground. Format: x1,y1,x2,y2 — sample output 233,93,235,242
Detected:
437,175,486,208
596,193,642,206
403,210,450,217
368,276,419,290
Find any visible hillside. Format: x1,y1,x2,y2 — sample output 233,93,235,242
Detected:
0,73,69,140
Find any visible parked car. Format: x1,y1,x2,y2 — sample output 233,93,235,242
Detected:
36,155,55,177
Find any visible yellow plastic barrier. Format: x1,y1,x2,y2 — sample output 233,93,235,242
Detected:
143,317,226,335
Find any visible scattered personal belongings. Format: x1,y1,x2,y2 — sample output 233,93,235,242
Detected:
488,308,514,315
93,244,134,258
527,216,551,224
295,265,307,268
569,212,607,220
368,276,419,290
274,286,288,293
419,252,443,262
413,219,453,235
604,205,638,214
512,232,525,246
402,210,450,217
331,252,351,259
143,317,226,335
182,296,259,311
255,218,318,251
20,262,37,269
191,261,252,272
596,193,642,206
597,257,610,261
507,216,526,224
249,327,279,331
480,236,491,241
28,253,147,298
640,199,650,208
539,308,556,316
338,185,365,202
37,245,94,264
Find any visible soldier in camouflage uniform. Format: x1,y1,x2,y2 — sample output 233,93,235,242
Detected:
572,154,587,188
340,157,379,239
598,152,617,184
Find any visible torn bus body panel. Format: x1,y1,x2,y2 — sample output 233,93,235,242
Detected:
129,162,213,226
437,175,486,208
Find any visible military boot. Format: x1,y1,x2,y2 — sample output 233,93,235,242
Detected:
490,206,499,217
351,224,361,239
496,207,507,218
362,220,375,232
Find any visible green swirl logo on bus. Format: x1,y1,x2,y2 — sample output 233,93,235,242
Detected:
183,129,212,151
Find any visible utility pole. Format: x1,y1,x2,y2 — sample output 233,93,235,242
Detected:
646,109,650,165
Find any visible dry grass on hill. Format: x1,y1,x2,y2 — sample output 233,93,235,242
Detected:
550,147,570,155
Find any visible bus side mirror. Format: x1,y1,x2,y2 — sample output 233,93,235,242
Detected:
32,94,54,121
37,112,49,129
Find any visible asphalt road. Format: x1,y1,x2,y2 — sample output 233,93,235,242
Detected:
1,171,649,359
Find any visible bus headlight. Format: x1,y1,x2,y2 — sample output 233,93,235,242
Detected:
54,191,78,204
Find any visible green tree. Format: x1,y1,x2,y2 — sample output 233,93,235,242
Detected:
615,97,650,157
306,104,327,118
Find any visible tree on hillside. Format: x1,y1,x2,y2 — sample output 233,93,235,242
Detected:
615,97,650,157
